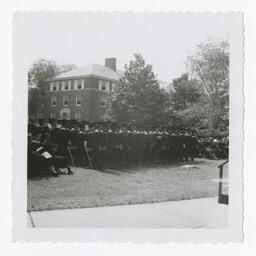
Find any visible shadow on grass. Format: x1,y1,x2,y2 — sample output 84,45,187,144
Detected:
28,174,53,181
92,159,211,175
28,158,217,179
28,170,71,180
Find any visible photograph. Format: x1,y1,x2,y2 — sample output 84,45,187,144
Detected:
12,12,243,241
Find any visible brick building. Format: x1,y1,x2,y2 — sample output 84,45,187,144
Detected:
44,58,123,122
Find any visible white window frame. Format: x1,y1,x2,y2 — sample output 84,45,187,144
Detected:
75,112,81,121
50,81,59,91
61,80,71,91
105,81,110,91
74,79,84,90
76,95,82,106
100,96,107,108
99,80,111,91
99,80,106,91
63,95,69,106
51,95,57,106
111,82,116,91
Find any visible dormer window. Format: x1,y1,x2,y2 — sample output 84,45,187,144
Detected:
99,80,110,91
50,81,59,91
61,80,71,91
74,79,84,90
99,80,106,90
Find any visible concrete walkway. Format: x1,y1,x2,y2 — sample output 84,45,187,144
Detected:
27,197,227,228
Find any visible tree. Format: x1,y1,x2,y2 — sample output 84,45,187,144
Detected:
28,59,76,118
171,96,212,129
187,39,229,130
170,73,201,111
28,87,41,118
169,73,206,128
105,54,171,127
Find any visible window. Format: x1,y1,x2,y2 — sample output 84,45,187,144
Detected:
100,96,106,107
105,81,110,91
76,95,82,106
111,82,116,91
74,79,84,90
50,112,56,119
63,95,69,106
99,80,111,91
61,80,71,91
75,112,81,121
99,80,106,91
51,96,57,106
50,81,59,91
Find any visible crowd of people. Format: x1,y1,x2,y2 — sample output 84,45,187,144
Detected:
27,119,229,177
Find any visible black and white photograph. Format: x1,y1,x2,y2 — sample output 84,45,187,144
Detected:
12,12,243,242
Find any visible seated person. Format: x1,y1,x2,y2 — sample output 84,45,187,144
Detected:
33,133,73,176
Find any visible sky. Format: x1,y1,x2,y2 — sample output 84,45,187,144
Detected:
15,12,232,82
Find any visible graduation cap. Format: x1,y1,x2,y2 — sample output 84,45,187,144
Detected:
48,118,56,124
82,120,90,125
109,122,118,131
104,120,112,125
119,123,127,129
89,122,101,130
60,119,68,127
97,121,105,128
127,122,134,131
186,128,193,133
38,119,45,126
101,121,111,129
28,118,35,124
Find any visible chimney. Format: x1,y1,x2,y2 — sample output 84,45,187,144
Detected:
105,57,116,71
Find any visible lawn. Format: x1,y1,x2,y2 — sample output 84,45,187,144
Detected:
27,158,227,212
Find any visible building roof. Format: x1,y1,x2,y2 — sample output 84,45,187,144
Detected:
158,81,174,92
158,81,169,90
47,64,123,81
46,62,172,92
166,82,174,92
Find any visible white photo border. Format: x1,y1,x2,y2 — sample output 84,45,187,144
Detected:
12,11,244,242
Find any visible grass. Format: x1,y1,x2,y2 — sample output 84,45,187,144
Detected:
27,158,227,212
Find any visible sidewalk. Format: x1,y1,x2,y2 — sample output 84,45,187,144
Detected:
27,197,227,228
